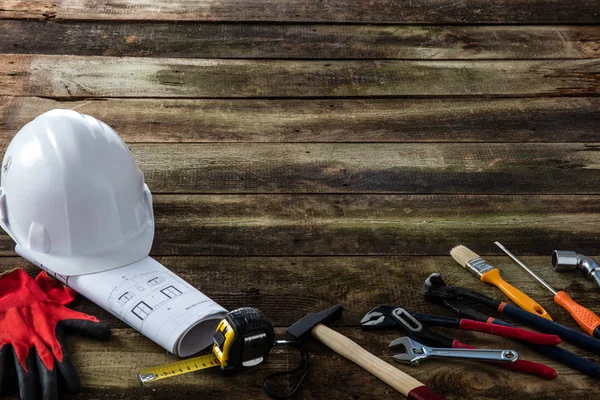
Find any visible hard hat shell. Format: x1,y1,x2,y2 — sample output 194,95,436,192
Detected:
0,109,154,276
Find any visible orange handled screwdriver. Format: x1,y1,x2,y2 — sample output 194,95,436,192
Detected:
496,242,600,339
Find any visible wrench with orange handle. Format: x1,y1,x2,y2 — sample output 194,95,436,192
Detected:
496,242,600,338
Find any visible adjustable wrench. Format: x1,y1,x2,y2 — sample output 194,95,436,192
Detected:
390,336,518,366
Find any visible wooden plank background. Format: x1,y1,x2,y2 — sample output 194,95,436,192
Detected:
0,1,599,399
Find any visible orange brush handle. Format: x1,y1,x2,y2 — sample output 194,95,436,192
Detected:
481,269,552,320
554,291,600,338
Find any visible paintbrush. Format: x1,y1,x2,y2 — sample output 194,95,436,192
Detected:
450,245,552,320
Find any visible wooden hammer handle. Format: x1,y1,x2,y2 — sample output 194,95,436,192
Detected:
311,324,446,399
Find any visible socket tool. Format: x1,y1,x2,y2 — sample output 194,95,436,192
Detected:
361,306,558,379
496,242,600,339
450,245,552,320
553,251,600,291
422,272,600,356
287,305,446,400
390,336,518,366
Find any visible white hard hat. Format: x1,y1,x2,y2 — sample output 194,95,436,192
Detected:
0,109,154,276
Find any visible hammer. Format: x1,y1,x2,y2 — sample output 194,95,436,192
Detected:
287,305,446,400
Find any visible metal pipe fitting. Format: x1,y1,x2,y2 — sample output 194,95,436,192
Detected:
552,250,600,290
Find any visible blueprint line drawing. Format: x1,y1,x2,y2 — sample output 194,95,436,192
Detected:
105,268,193,331
147,276,165,286
15,245,227,357
161,285,182,299
132,301,153,321
117,291,135,306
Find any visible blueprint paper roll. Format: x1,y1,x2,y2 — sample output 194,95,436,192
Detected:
16,245,227,357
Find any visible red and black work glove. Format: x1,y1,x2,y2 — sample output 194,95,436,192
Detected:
0,269,110,400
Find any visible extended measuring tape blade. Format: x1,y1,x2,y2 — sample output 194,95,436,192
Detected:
137,353,221,385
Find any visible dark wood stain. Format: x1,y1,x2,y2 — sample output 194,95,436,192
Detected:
2,97,599,143
128,143,600,194
2,21,599,59
1,1,599,399
4,0,600,24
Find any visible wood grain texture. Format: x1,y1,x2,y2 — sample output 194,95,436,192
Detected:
61,326,600,400
1,194,600,257
2,97,599,143
2,254,600,334
3,0,599,24
1,0,599,398
0,0,54,19
0,249,597,398
116,143,600,194
2,55,599,98
2,21,599,60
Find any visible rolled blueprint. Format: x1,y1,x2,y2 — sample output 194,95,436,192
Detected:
16,245,227,357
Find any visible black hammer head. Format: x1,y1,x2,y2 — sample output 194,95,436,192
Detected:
286,305,343,342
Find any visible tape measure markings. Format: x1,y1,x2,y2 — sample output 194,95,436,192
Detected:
138,307,275,385
138,353,221,384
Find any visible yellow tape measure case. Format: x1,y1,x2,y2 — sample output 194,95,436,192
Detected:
212,307,276,371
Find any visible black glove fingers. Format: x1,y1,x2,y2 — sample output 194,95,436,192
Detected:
35,353,58,400
0,345,8,393
14,349,36,400
53,324,81,394
60,319,111,342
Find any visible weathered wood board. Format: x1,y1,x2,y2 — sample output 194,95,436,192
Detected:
1,256,600,399
2,255,595,330
2,21,599,60
1,0,599,23
1,0,599,399
1,194,600,256
1,142,598,195
64,328,600,400
2,97,599,143
2,55,600,98
129,143,600,194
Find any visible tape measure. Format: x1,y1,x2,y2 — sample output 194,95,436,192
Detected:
138,353,221,384
138,307,275,384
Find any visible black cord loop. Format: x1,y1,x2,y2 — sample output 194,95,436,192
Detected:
263,340,310,400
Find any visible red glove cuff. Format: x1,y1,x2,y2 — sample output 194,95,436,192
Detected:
35,272,78,306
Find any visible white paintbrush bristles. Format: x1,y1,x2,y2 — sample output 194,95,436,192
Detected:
450,245,480,267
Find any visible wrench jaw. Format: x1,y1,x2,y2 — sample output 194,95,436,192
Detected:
389,337,429,366
392,353,426,366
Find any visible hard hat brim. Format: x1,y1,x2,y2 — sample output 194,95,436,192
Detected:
15,223,154,276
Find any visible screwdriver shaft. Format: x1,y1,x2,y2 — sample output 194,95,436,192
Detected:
494,242,558,295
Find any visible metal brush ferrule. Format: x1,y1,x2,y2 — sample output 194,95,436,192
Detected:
466,257,494,278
